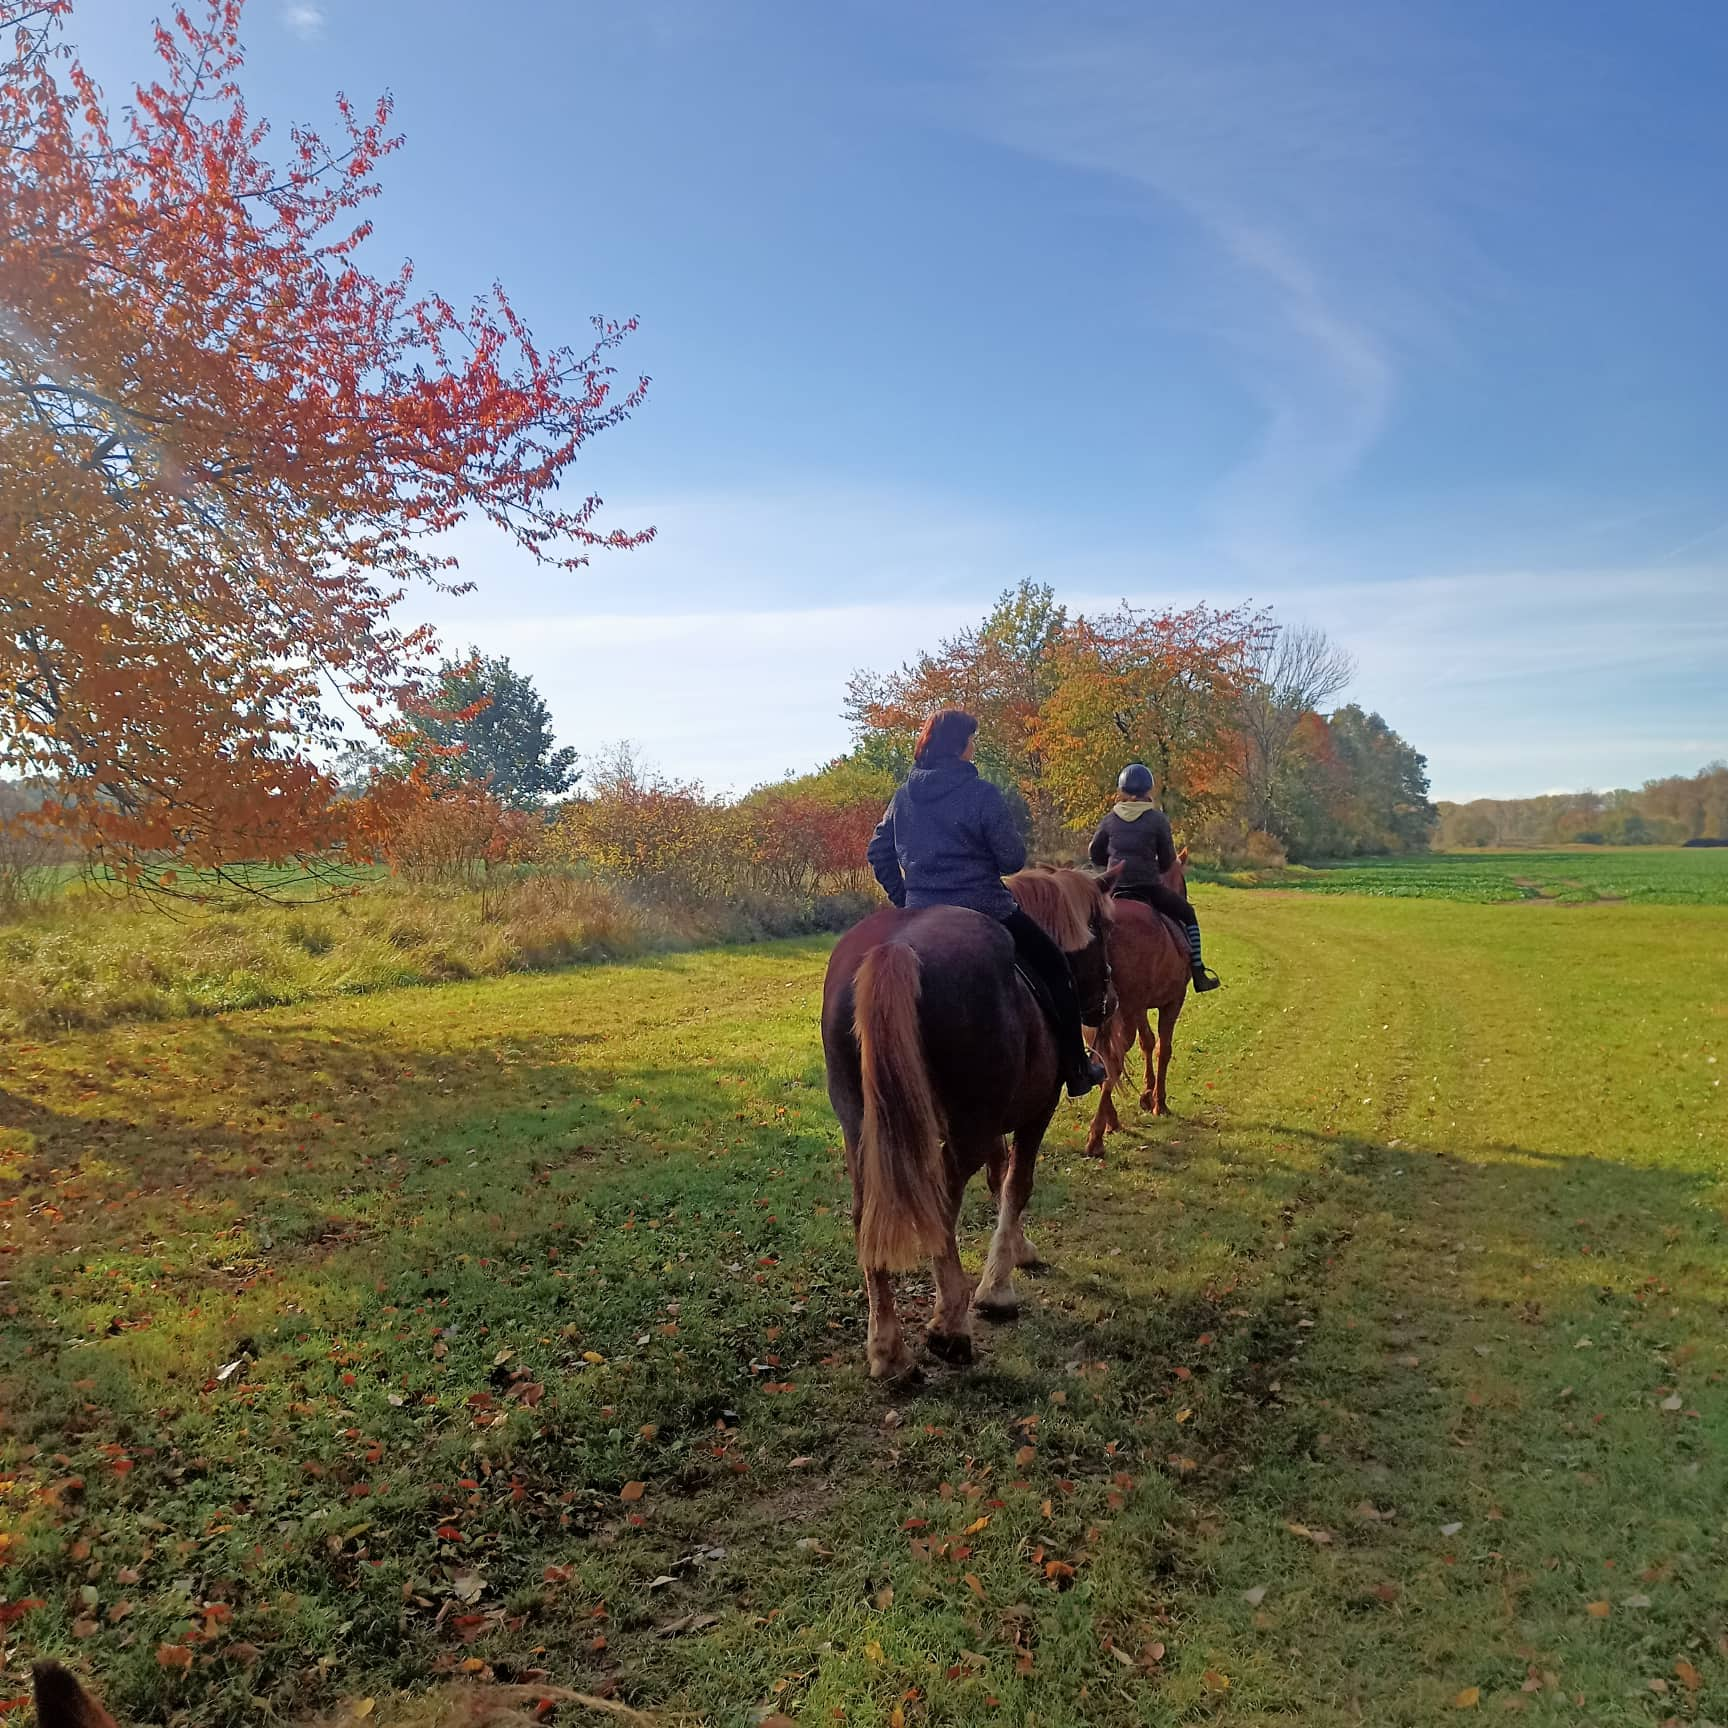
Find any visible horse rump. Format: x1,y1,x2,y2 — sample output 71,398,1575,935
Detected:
852,941,948,1271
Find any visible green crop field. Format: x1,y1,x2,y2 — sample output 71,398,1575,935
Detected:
1204,845,1728,905
3,879,1725,1725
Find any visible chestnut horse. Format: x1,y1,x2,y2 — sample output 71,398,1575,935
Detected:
822,868,1116,1378
1084,846,1194,1155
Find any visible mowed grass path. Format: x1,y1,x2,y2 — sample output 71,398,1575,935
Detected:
2,891,1725,1725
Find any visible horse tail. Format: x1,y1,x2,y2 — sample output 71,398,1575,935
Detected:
853,942,948,1271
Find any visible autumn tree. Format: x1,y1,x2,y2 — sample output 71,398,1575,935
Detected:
0,0,649,884
1032,601,1267,832
846,580,1066,847
1236,622,1355,836
1280,706,1436,856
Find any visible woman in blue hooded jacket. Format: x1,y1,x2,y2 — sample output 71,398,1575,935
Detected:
865,708,1106,1098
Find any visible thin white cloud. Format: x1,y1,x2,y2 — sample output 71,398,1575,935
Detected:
921,4,1502,559
282,4,325,40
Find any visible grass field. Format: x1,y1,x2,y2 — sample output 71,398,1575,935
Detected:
1202,845,1728,905
3,884,1725,1725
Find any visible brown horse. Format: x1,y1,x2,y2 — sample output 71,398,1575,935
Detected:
1084,846,1194,1155
822,867,1117,1378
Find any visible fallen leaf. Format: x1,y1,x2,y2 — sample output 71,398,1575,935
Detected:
1015,1445,1037,1467
1675,1659,1702,1693
1440,1522,1464,1537
1660,1393,1684,1412
1242,1585,1268,1607
655,1611,720,1637
1202,1668,1230,1693
451,1571,485,1604
619,1481,646,1503
1621,1592,1652,1609
865,1639,885,1663
963,1516,990,1536
156,1644,193,1671
349,1703,377,1721
1145,1641,1166,1663
1585,1600,1611,1619
1453,1687,1480,1709
964,1572,985,1601
1110,1644,1136,1668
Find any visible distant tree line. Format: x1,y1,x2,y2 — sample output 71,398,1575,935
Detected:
1437,763,1728,849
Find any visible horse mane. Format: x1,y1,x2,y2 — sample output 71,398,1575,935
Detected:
1007,867,1109,952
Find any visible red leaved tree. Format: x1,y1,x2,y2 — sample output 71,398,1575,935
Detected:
0,0,649,884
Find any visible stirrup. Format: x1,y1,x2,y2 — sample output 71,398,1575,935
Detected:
1191,966,1221,993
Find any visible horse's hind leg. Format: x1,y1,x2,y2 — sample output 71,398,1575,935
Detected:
926,1158,977,1364
977,1112,1055,1315
1150,1001,1181,1117
1136,1010,1160,1113
865,1268,912,1380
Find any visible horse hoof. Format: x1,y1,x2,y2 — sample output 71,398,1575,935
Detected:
926,1328,975,1365
867,1345,915,1381
1083,1142,1107,1160
974,1293,1019,1322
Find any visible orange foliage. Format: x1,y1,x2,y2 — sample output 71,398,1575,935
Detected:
0,1,649,878
347,771,535,888
1032,602,1267,830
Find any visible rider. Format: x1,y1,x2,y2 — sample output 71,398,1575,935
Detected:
1088,764,1222,993
866,708,1107,1098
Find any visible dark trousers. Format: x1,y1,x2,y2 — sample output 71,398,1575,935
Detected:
1114,881,1198,928
1003,908,1087,1071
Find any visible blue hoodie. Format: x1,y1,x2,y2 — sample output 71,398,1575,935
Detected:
866,760,1027,920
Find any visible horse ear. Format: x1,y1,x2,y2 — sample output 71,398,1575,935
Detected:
1101,862,1125,891
1177,846,1189,864
33,1664,121,1728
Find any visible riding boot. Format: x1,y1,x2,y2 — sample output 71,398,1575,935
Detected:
1185,921,1222,993
1067,1047,1109,1099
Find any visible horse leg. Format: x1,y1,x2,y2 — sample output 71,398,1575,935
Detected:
926,1159,976,1364
865,1268,912,1380
977,1111,1055,1312
1085,1015,1125,1158
1151,1001,1180,1117
1136,1009,1159,1112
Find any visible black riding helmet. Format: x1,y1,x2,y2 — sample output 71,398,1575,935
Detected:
1117,763,1154,797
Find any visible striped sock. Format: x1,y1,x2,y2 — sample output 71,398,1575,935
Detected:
1185,923,1203,968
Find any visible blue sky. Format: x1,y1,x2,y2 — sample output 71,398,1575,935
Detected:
82,0,1727,798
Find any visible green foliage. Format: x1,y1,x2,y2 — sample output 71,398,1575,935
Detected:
401,648,579,808
1275,703,1438,858
3,883,1725,1723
